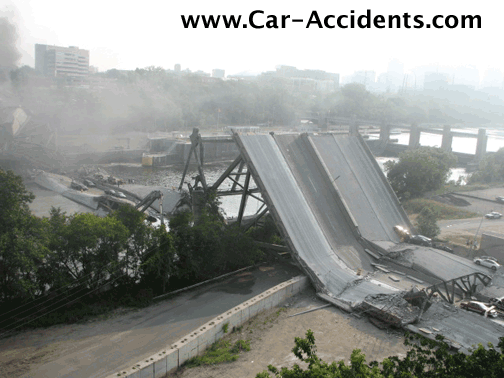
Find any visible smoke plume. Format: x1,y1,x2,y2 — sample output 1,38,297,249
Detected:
0,17,21,68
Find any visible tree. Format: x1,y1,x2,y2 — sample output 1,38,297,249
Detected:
169,192,263,285
385,147,457,199
139,225,176,294
257,330,504,378
58,213,129,290
110,204,154,283
0,169,49,301
415,206,440,238
336,83,375,119
469,147,504,184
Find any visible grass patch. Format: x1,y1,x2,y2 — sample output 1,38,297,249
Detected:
403,198,479,220
183,339,251,368
435,182,504,195
263,307,286,324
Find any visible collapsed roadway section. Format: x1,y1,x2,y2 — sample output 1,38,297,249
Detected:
230,131,504,350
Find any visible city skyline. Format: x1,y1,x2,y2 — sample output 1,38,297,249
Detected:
1,1,501,85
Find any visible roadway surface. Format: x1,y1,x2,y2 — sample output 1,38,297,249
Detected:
235,132,498,301
310,134,412,243
5,264,301,378
440,217,504,234
236,134,395,305
273,134,371,271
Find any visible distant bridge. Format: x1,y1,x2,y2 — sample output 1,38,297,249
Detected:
301,113,489,164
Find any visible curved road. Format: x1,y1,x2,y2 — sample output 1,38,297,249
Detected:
0,264,301,378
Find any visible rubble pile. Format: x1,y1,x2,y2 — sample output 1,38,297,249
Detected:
357,292,422,327
379,246,415,268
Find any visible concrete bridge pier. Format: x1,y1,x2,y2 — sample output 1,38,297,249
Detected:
475,128,488,160
441,125,453,151
379,122,390,143
349,116,359,136
409,124,421,148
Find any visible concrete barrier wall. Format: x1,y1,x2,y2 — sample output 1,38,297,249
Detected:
108,275,309,378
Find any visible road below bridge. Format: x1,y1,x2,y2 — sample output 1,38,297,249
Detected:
0,263,301,378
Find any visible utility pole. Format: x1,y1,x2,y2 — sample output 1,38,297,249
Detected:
472,213,485,250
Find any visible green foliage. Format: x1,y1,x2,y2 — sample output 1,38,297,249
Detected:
223,322,229,333
385,147,457,199
58,213,129,290
0,170,264,330
469,148,504,184
139,225,175,294
247,214,283,245
0,169,48,301
169,194,263,283
183,339,250,368
9,65,504,138
257,330,504,378
403,198,478,220
415,206,441,239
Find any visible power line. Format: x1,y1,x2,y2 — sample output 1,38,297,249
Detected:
0,270,129,338
0,230,174,337
0,263,121,328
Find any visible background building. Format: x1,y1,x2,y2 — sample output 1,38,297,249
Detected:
35,44,89,83
424,72,450,91
212,69,225,78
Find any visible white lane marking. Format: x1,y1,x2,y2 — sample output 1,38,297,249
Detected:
308,177,317,193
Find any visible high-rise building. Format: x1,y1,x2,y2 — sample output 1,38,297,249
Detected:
35,44,89,82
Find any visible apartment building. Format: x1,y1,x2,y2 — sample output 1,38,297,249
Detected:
35,44,89,83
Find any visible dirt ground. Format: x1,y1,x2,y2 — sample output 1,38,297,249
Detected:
169,288,409,378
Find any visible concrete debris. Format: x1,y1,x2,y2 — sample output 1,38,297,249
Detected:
406,275,424,284
288,304,331,318
403,286,432,312
390,270,406,276
371,263,390,273
356,292,421,327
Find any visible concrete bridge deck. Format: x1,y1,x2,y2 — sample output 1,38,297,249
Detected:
234,132,493,304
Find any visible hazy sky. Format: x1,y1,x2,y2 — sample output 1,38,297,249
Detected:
1,0,501,78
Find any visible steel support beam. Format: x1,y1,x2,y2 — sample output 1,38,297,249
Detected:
243,206,269,232
192,141,207,191
216,188,261,196
178,143,195,191
211,155,242,190
237,171,251,227
231,160,245,192
425,272,491,304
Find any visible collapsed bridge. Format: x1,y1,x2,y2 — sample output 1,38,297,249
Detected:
195,131,493,307
180,129,503,348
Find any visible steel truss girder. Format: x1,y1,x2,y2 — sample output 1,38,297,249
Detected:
209,149,269,229
424,272,492,304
